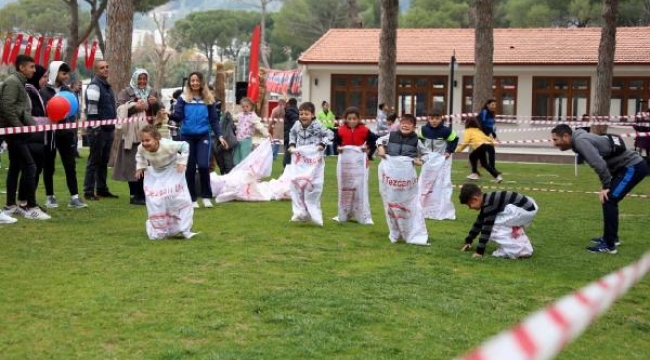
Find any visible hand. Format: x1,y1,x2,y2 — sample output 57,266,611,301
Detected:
472,253,483,259
413,158,423,166
444,152,451,159
148,95,157,105
135,168,145,179
377,146,386,158
599,189,610,204
461,243,472,252
337,146,343,153
176,164,186,173
288,147,295,154
219,136,228,150
317,145,324,152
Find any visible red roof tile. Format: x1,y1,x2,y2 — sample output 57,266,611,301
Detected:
298,27,650,65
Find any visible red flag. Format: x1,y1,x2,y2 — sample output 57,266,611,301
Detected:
42,37,53,66
1,33,12,65
247,24,261,103
53,36,63,61
9,33,23,64
33,36,44,65
23,35,33,56
70,45,80,71
85,39,97,69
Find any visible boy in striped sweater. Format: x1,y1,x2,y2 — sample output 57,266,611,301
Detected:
459,183,538,259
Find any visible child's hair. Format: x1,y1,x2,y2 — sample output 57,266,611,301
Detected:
378,103,385,111
299,101,315,114
140,124,162,140
428,112,442,118
387,113,398,123
343,106,360,120
400,114,417,126
240,97,255,109
482,98,497,110
459,183,482,205
322,100,329,106
288,98,297,107
465,117,480,129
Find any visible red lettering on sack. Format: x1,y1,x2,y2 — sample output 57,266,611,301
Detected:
381,173,418,188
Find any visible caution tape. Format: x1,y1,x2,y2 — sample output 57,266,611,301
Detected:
0,115,151,136
452,184,650,199
455,251,650,360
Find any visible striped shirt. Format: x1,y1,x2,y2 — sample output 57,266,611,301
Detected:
465,191,537,255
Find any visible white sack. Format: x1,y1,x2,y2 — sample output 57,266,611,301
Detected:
490,201,538,259
143,165,194,240
335,146,373,224
419,154,456,220
378,156,429,245
289,145,325,226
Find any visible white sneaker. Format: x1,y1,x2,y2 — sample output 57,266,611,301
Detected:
495,174,503,183
45,195,59,208
183,231,200,239
3,205,26,217
192,201,199,209
0,212,17,224
23,206,51,220
466,173,480,180
202,198,214,208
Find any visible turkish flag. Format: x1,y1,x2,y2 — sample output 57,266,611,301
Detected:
70,45,80,70
247,24,261,103
42,37,53,66
23,35,33,56
9,33,23,64
1,33,12,65
53,36,63,61
33,36,44,65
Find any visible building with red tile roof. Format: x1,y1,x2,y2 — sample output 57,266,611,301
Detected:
297,27,650,119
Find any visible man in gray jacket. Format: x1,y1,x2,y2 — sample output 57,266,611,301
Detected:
0,55,50,220
552,124,648,254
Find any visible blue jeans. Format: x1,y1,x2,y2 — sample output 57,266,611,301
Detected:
181,133,212,201
272,142,280,160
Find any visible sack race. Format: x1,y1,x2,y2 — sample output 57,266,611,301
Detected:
489,200,538,259
143,165,194,240
289,145,325,226
378,156,429,245
419,153,456,220
258,164,293,201
335,146,373,224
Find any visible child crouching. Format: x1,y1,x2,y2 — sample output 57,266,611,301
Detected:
459,183,538,259
135,125,198,239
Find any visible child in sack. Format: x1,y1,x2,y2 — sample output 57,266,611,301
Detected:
233,97,269,165
459,183,538,259
135,125,198,240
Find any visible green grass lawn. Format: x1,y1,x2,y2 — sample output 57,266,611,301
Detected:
1,152,649,360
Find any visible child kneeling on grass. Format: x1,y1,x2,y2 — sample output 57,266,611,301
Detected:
135,125,198,240
459,183,538,259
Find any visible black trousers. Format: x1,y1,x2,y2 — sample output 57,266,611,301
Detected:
44,131,79,196
5,136,38,208
469,144,500,178
83,127,114,195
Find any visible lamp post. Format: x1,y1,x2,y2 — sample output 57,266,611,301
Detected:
448,50,457,130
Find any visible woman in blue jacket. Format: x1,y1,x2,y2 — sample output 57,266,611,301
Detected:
171,72,226,208
478,98,497,139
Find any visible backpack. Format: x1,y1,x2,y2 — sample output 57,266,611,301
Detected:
604,134,626,158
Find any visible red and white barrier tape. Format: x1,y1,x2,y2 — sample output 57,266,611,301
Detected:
455,251,650,360
0,115,151,136
452,184,650,199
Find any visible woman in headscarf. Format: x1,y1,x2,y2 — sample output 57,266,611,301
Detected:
114,68,164,205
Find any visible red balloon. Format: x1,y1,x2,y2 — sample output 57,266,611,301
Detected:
46,95,71,122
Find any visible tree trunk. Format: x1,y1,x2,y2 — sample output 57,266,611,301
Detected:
348,0,363,28
472,0,494,113
105,0,134,92
593,0,618,118
65,0,107,67
378,0,398,113
260,1,270,68
95,19,106,56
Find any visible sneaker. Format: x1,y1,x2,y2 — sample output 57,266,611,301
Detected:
495,175,503,183
466,173,480,180
183,231,200,239
23,206,51,220
68,197,88,208
45,196,59,208
0,212,17,224
97,191,119,199
3,205,26,217
129,197,146,206
192,201,199,209
586,241,617,254
590,236,621,247
202,198,214,208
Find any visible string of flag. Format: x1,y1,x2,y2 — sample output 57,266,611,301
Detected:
0,33,98,70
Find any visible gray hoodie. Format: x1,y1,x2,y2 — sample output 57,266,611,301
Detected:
571,128,644,189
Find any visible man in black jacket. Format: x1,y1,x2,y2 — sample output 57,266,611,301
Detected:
283,98,299,168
